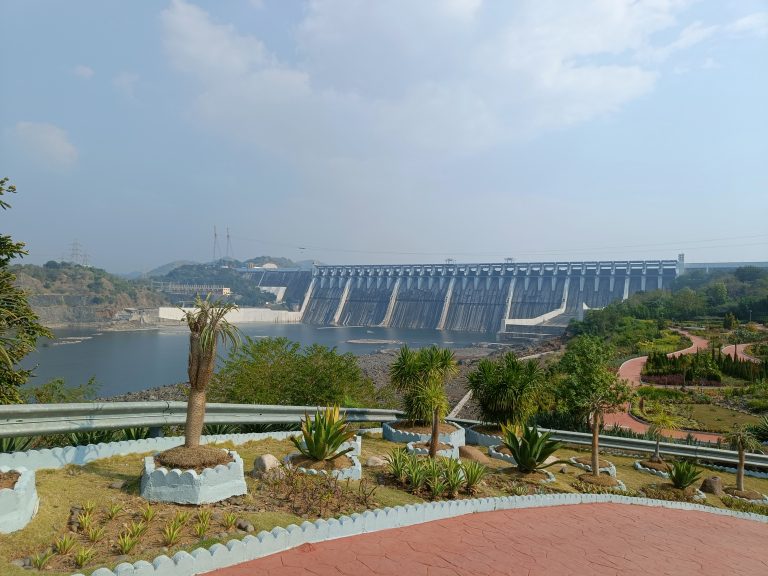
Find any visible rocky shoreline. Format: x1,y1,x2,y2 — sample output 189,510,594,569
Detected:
104,339,563,409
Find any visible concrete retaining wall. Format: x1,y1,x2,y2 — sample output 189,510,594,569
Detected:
382,421,465,446
0,466,39,534
73,492,767,576
465,425,502,447
159,307,302,324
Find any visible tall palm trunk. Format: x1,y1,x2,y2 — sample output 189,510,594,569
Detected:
429,407,439,458
651,438,662,463
737,447,745,492
591,410,602,476
185,332,216,448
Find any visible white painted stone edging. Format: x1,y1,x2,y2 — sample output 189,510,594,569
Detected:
406,441,459,460
465,424,502,447
0,466,39,534
634,460,670,479
382,421,465,447
141,450,247,505
0,431,304,472
283,453,362,481
705,462,768,480
488,444,517,465
569,456,617,477
725,491,768,505
71,492,767,576
297,435,362,457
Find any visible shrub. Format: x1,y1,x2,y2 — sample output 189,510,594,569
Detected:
291,406,356,461
669,460,702,489
501,424,563,473
74,547,97,568
386,448,409,485
117,532,138,554
461,461,488,495
721,495,768,516
751,415,768,442
53,534,77,555
162,521,183,547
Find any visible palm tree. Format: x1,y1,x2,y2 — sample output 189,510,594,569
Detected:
390,345,458,457
724,424,762,492
645,407,684,463
466,352,544,431
182,296,240,449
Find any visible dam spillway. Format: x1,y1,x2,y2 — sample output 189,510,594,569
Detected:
297,260,679,339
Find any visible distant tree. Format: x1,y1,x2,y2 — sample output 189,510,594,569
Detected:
557,336,632,476
0,178,53,404
645,408,684,463
734,266,766,283
705,282,728,307
723,312,738,330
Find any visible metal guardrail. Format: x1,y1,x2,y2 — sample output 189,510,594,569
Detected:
449,418,768,470
0,402,403,438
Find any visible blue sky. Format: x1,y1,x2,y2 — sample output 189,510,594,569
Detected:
1,0,766,273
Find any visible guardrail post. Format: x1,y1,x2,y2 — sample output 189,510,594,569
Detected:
148,426,164,439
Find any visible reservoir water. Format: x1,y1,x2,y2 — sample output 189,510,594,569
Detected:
21,324,495,398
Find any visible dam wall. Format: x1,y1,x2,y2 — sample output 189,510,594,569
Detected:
298,260,678,338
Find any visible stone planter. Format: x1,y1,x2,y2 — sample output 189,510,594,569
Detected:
283,453,362,481
297,435,361,457
382,421,465,447
569,456,616,477
141,450,247,505
406,441,459,460
488,444,517,465
465,425,502,447
0,466,39,534
633,460,670,479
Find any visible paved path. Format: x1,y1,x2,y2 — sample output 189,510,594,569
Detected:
211,504,768,576
604,331,719,442
722,344,761,363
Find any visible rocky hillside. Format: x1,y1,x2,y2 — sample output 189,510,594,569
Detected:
12,262,169,327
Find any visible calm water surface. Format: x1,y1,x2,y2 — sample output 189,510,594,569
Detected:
21,324,494,398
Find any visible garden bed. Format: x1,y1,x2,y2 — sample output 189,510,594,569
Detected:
406,441,458,460
465,424,502,447
634,460,670,479
0,467,39,535
284,452,362,481
569,456,616,477
383,421,465,446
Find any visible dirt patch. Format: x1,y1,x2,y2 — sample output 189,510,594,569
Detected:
0,471,20,490
155,446,233,473
412,441,453,452
574,456,612,469
389,421,459,435
639,460,671,473
642,483,698,502
725,487,765,501
288,454,354,471
495,445,514,457
577,473,620,488
472,425,502,435
499,468,550,483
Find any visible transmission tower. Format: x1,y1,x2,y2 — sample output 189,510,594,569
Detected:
67,239,89,266
212,226,221,262
226,227,234,260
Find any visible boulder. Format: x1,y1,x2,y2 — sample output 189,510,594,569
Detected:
459,445,490,464
700,476,724,496
366,456,388,467
251,454,281,479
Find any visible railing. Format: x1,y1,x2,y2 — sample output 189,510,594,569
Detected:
448,418,768,470
0,402,402,437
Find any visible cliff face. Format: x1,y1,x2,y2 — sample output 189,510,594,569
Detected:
12,263,170,327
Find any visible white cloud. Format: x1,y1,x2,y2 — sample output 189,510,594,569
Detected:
727,13,768,38
13,122,78,167
73,64,94,79
113,72,140,98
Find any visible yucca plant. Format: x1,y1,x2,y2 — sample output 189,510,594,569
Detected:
501,424,563,473
752,415,768,443
405,455,428,493
386,448,409,485
140,503,156,523
443,458,464,498
223,512,238,531
31,550,55,569
86,525,106,543
74,547,97,568
162,521,183,547
53,534,77,555
116,532,138,554
669,460,702,490
461,461,488,495
291,406,356,462
105,502,123,520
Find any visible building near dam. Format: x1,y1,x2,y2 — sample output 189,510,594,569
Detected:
204,259,680,342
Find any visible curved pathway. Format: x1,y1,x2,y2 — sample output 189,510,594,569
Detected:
604,330,720,442
722,344,761,363
211,504,768,576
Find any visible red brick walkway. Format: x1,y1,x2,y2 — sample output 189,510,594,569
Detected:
210,504,767,576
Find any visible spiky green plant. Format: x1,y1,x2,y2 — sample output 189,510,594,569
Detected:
461,461,488,495
86,526,106,543
53,534,76,555
173,510,192,526
223,512,238,530
76,510,93,532
163,521,183,547
140,503,156,523
405,455,427,493
725,424,763,492
126,520,147,539
752,415,768,443
31,550,55,569
74,547,97,568
669,460,702,490
291,405,356,461
105,502,123,520
386,448,409,485
443,458,464,498
116,532,138,554
501,424,563,473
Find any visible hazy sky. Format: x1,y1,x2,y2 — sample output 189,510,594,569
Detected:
1,1,767,273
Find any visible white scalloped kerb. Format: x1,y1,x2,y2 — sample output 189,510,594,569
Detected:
465,425,503,447
569,457,617,478
140,450,247,504
382,421,465,447
283,453,363,481
0,466,39,534
488,444,517,465
633,460,671,479
71,492,768,576
405,441,460,460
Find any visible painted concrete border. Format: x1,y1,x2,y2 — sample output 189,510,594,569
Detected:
406,441,459,460
140,450,247,505
382,421,465,446
569,456,617,477
0,466,39,534
72,492,768,576
464,425,502,447
283,453,363,481
488,444,516,465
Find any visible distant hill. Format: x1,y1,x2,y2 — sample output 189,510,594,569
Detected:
146,260,198,278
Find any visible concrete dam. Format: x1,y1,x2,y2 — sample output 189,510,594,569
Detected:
295,260,679,340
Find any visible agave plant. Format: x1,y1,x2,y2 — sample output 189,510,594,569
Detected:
669,460,702,490
501,424,563,474
291,406,356,462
